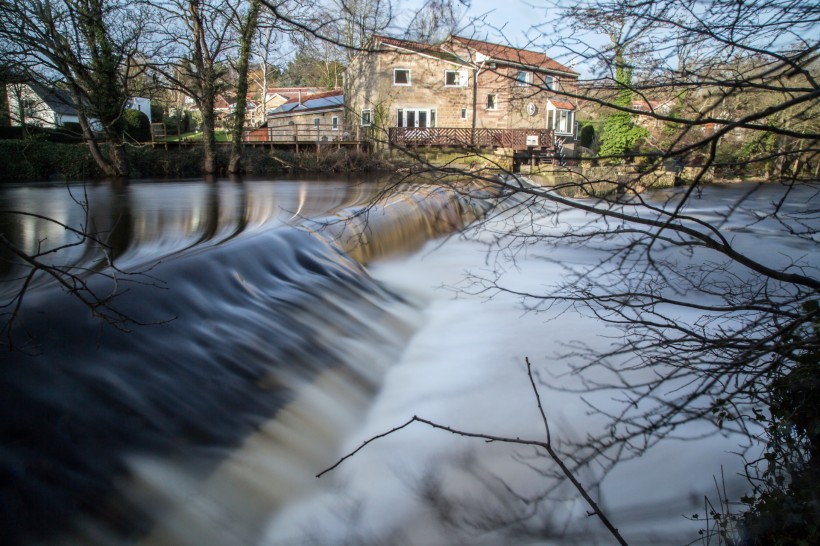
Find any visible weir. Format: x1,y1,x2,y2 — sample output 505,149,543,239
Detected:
0,179,504,545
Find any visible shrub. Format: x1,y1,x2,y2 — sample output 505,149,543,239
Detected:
122,109,151,142
579,123,595,149
0,140,98,182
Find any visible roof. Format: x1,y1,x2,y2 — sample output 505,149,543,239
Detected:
269,90,344,115
373,35,463,64
450,36,578,76
367,35,578,76
549,99,576,110
25,83,78,116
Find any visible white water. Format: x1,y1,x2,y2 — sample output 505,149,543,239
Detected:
262,183,818,545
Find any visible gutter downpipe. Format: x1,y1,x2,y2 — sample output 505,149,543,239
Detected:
472,58,486,146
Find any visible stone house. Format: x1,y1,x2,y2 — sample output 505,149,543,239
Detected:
344,35,580,146
246,89,347,142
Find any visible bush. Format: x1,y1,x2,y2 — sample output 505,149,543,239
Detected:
0,124,82,143
579,123,596,149
0,140,98,182
122,109,151,142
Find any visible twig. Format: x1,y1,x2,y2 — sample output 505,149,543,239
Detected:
318,357,630,545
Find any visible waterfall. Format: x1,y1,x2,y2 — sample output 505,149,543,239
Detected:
0,180,497,546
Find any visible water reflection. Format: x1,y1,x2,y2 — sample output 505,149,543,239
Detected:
0,177,385,293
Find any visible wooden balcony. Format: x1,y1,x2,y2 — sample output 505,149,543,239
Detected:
242,123,368,143
388,127,555,151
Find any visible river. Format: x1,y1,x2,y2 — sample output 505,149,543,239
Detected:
1,176,817,545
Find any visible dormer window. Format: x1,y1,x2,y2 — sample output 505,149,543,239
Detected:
393,68,411,86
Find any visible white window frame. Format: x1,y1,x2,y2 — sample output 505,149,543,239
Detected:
393,68,411,86
331,116,339,130
547,104,575,136
360,109,372,126
543,75,556,90
313,117,320,127
460,107,468,120
487,93,498,110
516,71,532,86
444,69,467,87
396,107,437,128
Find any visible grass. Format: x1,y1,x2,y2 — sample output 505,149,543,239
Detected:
154,130,230,142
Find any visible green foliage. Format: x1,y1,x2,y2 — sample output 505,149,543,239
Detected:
0,140,98,181
150,104,164,123
0,140,389,182
281,50,343,89
579,123,596,149
599,110,647,163
122,109,151,142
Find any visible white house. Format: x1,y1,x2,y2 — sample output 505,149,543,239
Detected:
6,83,151,130
6,83,84,129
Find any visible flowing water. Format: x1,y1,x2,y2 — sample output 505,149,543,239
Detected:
1,177,817,545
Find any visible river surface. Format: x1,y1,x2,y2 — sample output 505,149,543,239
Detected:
1,176,817,545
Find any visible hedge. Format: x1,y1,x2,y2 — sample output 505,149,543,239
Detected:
0,140,390,182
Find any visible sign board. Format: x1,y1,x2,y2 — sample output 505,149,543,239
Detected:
526,134,539,146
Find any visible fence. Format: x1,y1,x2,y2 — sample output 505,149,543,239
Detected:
242,123,367,143
388,127,555,151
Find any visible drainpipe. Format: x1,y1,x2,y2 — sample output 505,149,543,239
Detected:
472,59,486,145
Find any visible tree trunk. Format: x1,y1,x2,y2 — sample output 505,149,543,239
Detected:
228,0,261,175
201,103,217,175
75,106,126,178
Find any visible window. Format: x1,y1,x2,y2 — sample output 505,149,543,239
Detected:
331,116,338,130
516,71,532,86
445,70,466,87
543,75,555,90
360,109,372,126
487,94,497,110
313,117,320,127
396,108,437,128
393,68,411,86
547,104,575,136
460,108,468,120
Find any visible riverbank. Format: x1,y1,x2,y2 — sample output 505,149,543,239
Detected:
0,140,396,182
0,139,782,187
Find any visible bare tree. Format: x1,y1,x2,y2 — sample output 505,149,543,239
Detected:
330,0,818,541
149,0,243,174
0,0,152,177
406,0,467,44
429,0,819,539
227,0,261,174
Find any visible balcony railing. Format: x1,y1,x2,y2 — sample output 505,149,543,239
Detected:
242,124,556,152
388,127,555,151
242,123,366,143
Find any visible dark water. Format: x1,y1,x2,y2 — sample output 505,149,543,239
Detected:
0,176,490,545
